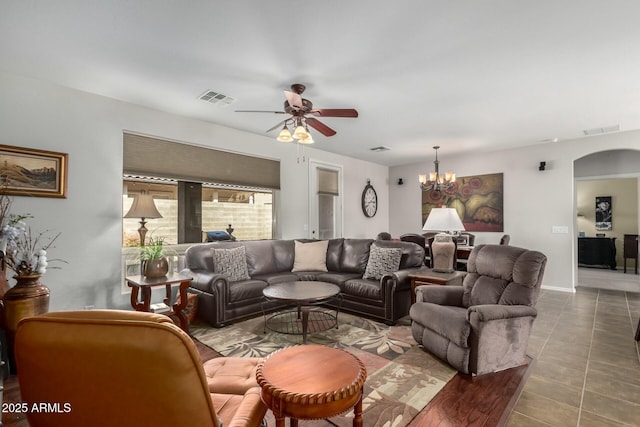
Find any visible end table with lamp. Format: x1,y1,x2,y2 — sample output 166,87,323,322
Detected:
123,190,162,246
422,207,466,273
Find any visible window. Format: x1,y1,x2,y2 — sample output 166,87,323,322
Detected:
123,178,273,246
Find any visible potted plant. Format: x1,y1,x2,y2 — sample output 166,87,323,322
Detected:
138,236,174,278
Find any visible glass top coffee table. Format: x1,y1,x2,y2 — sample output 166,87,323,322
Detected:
262,281,342,344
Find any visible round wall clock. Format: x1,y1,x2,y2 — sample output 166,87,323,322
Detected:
361,180,378,218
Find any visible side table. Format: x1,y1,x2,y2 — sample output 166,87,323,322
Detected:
125,273,193,332
256,345,367,427
409,269,466,304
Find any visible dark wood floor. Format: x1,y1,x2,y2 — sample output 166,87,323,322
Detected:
2,342,532,427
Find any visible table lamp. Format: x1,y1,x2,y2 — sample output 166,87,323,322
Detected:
124,192,162,246
423,208,465,273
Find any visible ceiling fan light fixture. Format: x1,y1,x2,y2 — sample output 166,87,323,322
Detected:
293,125,309,140
277,126,293,142
298,133,314,144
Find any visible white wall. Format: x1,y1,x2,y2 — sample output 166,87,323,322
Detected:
0,71,389,311
390,132,640,292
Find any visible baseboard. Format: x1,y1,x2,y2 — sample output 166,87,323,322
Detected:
541,284,575,293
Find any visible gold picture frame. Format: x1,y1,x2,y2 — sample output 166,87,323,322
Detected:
0,144,68,198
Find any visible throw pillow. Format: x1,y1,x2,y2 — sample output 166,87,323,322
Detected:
291,240,329,272
363,245,402,280
212,246,250,282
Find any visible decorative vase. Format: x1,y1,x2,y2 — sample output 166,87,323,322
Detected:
3,274,50,374
143,257,169,278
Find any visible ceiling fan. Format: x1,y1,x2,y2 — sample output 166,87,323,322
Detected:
235,84,358,143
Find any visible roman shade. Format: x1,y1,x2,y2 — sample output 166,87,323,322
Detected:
123,133,280,189
317,168,339,195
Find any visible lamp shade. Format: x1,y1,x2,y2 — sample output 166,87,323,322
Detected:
293,125,309,140
124,193,162,219
277,126,293,142
422,208,465,232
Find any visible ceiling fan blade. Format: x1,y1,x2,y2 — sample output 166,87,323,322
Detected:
306,117,337,137
235,110,286,114
284,90,303,110
312,109,359,118
265,120,287,133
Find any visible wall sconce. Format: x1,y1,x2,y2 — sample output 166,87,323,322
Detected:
397,178,404,185
539,161,546,171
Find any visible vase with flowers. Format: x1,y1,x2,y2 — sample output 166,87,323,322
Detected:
0,191,63,373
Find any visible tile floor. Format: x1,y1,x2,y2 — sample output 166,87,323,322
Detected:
508,279,640,426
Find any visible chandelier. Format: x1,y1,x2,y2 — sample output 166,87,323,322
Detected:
276,117,314,144
418,146,455,191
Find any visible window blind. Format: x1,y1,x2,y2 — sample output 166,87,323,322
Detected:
317,168,339,195
123,133,280,189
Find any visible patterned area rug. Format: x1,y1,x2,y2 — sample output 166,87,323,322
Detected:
190,309,456,427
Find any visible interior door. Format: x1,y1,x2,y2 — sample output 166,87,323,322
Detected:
309,161,343,240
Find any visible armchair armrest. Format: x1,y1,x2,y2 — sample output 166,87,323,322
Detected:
415,285,464,306
467,304,537,322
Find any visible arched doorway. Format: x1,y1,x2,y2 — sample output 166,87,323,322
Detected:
574,149,640,291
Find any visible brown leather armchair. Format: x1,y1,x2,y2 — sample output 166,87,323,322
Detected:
15,310,267,427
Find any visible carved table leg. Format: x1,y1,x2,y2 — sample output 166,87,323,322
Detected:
353,393,363,427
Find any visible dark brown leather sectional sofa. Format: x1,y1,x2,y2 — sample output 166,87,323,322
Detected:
182,238,425,327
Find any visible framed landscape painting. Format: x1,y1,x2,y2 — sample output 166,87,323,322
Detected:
0,145,68,198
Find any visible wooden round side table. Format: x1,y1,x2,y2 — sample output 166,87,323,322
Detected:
256,345,367,427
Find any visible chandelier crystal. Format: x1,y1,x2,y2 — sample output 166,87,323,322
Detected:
419,146,456,192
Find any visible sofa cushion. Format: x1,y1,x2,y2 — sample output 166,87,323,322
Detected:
252,272,300,285
341,239,373,273
244,240,279,276
228,279,267,302
326,238,344,272
212,246,250,282
315,272,362,287
342,278,382,300
292,240,329,272
363,245,402,280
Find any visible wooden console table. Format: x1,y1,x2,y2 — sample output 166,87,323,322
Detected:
125,273,192,332
409,269,466,304
256,345,367,427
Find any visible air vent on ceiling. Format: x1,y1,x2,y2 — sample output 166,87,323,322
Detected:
370,146,391,152
199,90,236,106
583,124,620,136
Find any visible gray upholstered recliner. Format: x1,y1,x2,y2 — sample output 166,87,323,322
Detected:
410,244,547,375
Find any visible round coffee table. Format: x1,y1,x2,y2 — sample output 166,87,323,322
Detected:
256,345,367,427
262,281,342,344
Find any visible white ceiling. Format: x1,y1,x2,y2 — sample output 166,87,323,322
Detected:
2,1,640,166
